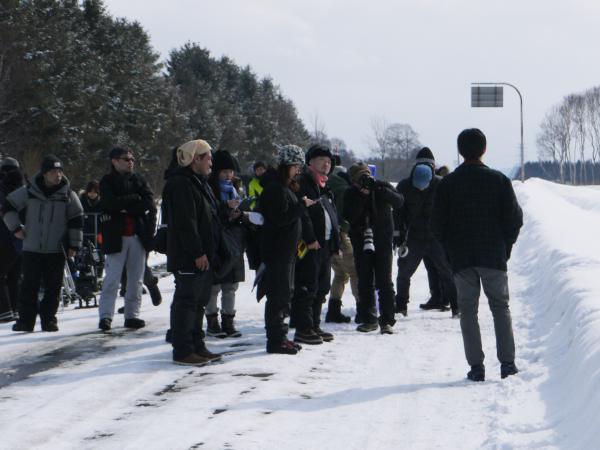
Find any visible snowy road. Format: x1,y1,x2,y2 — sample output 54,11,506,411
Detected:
1,178,599,450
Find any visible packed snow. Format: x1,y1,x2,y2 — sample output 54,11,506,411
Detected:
1,178,599,450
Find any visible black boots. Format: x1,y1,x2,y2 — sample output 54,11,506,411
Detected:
206,313,226,338
501,362,519,379
325,298,351,323
467,364,485,382
221,313,242,338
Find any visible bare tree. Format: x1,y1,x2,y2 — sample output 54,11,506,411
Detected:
369,116,390,177
570,94,587,184
585,87,600,184
309,112,329,146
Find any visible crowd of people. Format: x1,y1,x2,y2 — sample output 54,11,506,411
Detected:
0,128,523,381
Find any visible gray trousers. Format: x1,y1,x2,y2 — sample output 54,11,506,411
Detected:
99,236,146,320
454,267,515,367
205,283,238,315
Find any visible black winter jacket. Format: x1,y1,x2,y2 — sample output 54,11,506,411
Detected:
297,171,340,253
162,167,216,274
344,181,404,248
257,172,305,263
395,175,442,241
99,170,156,254
80,194,102,237
431,162,523,272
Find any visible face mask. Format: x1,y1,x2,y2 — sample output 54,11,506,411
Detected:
412,164,433,191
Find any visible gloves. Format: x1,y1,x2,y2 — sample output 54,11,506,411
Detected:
393,236,402,250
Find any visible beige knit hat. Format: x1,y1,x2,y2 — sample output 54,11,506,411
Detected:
177,139,212,167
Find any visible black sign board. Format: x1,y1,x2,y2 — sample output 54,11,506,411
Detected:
471,86,503,107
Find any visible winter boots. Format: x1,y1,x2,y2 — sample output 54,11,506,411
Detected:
325,298,351,323
99,318,112,331
124,318,145,329
500,362,519,379
206,313,241,338
380,324,394,335
206,314,227,338
148,279,162,306
0,286,16,323
419,297,450,311
294,329,323,345
267,340,301,355
467,364,485,382
221,313,242,338
356,322,378,333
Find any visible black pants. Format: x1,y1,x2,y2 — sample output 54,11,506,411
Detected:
264,257,296,344
0,250,22,317
423,256,443,303
396,238,457,311
291,244,332,331
18,252,65,327
351,238,396,327
171,270,212,359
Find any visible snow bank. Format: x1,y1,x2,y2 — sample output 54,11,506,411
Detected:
511,178,600,449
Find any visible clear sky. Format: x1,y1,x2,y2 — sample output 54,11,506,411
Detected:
103,0,600,172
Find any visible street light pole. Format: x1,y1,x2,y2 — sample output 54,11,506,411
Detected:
471,82,524,182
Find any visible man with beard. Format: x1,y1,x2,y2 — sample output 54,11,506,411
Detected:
162,140,223,365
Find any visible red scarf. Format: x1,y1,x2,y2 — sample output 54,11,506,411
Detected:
308,165,328,188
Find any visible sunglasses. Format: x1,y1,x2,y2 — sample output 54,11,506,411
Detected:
120,157,135,162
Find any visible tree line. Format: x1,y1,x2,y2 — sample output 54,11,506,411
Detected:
1,0,424,190
536,86,600,185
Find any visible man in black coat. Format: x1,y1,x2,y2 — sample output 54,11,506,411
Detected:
162,139,222,366
291,144,340,345
0,158,25,322
343,162,404,334
432,128,523,382
394,147,458,317
97,147,156,331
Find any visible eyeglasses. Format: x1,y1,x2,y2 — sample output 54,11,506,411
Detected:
120,157,135,163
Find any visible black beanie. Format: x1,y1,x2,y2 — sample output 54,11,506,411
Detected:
40,154,63,174
415,147,435,169
416,147,434,161
212,150,239,174
305,144,336,174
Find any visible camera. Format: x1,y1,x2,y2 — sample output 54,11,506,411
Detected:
359,173,376,190
363,227,375,253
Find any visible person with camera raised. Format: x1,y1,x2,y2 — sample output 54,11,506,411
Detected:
343,162,403,334
393,147,458,318
291,144,340,345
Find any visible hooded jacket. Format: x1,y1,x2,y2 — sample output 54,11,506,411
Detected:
395,162,442,241
3,173,83,253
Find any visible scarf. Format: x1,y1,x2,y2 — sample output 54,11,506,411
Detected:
219,179,239,202
308,165,328,188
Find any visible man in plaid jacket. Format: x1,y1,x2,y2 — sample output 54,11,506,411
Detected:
432,128,523,382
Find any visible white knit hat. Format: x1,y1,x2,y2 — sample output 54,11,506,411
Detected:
177,139,212,167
